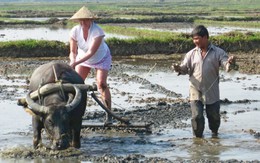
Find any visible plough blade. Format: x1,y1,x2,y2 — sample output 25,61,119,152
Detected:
81,122,152,131
91,92,130,124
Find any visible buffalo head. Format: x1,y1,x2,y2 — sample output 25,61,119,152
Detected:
26,85,82,150
22,62,87,150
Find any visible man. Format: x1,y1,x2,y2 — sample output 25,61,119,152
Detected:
173,25,235,138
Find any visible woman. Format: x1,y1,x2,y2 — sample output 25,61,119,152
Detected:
69,6,112,125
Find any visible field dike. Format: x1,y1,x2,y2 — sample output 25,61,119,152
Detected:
0,35,260,57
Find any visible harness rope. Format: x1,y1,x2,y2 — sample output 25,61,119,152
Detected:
97,62,158,111
37,78,44,105
52,66,66,101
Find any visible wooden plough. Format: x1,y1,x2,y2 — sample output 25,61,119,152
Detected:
17,83,152,132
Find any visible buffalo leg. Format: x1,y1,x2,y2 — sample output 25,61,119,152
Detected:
71,128,81,148
32,115,43,148
71,119,82,148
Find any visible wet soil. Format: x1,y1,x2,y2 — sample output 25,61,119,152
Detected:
0,55,259,162
1,52,259,75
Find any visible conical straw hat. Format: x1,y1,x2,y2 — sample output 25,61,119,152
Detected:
70,6,100,20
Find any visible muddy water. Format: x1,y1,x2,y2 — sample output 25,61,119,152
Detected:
0,58,259,162
0,27,133,43
108,22,260,36
1,23,259,43
149,25,260,36
10,17,68,22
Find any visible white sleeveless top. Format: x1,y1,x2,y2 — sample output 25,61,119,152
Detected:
70,22,109,64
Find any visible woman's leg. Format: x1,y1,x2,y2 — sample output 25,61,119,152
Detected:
96,68,112,124
75,65,91,80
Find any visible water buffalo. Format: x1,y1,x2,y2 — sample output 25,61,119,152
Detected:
25,61,87,150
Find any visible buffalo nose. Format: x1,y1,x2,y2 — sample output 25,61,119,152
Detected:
51,139,69,150
51,140,62,150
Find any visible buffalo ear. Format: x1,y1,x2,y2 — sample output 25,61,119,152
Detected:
67,93,74,104
25,108,36,116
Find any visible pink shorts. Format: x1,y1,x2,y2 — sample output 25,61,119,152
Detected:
79,51,112,71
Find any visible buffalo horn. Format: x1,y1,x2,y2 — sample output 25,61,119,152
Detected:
26,92,49,114
65,85,82,112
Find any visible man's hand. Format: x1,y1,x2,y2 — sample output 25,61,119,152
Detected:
171,63,181,75
226,56,239,72
228,56,235,64
172,63,180,72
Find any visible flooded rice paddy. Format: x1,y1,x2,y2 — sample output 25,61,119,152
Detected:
0,21,259,162
136,23,260,36
0,58,259,162
1,22,260,43
0,27,133,42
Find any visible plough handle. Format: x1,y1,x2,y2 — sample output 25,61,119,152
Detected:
90,92,130,124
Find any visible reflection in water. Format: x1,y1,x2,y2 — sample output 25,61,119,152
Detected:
0,158,83,163
10,17,69,22
1,23,259,43
171,26,260,36
137,24,260,36
0,27,133,43
189,138,223,161
0,27,71,42
0,61,259,162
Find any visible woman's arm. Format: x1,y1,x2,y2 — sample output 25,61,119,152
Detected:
69,38,78,66
71,36,103,69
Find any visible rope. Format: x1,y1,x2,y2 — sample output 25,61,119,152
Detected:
37,78,44,105
140,63,157,85
100,62,158,111
52,65,66,101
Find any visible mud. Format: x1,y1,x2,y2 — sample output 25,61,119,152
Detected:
0,56,259,162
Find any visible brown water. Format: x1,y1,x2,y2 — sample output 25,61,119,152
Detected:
1,23,260,43
0,27,133,43
0,59,259,162
0,22,259,161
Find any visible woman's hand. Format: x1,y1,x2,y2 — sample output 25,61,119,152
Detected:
69,58,75,64
69,51,77,69
70,61,77,69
